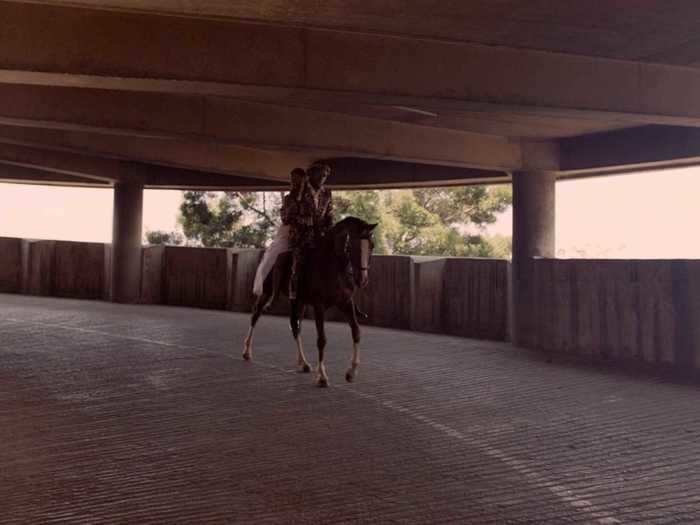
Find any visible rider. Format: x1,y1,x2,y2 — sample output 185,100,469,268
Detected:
288,162,334,301
253,167,306,308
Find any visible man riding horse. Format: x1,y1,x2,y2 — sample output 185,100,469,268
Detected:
287,162,334,302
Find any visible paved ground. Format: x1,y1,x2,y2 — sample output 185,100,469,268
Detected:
2,294,700,524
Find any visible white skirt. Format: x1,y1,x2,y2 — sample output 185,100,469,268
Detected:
253,224,290,296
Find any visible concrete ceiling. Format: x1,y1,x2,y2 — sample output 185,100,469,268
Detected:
2,0,700,188
12,0,700,65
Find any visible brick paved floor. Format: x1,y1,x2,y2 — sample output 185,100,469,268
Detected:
2,294,700,524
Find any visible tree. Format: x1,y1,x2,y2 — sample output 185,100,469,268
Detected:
176,186,513,258
178,191,281,248
333,190,391,254
144,230,184,246
413,186,512,226
334,187,513,258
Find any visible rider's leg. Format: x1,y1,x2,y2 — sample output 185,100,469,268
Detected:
289,245,302,301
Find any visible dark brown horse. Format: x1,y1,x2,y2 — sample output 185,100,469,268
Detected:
243,217,377,387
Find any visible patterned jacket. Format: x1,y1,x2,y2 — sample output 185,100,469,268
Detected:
286,186,334,246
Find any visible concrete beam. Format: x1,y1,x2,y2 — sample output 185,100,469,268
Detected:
0,84,525,170
0,141,293,190
325,158,509,189
3,2,700,123
0,126,307,183
0,162,108,187
0,131,511,189
560,125,700,175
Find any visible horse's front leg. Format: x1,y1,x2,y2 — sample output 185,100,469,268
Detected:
290,301,311,373
339,300,361,382
313,304,329,387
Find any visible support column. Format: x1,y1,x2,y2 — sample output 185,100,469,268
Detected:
111,182,143,303
511,171,556,346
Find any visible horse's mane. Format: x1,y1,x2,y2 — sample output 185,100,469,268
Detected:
330,216,371,235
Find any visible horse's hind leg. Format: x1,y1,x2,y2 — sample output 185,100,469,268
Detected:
338,300,361,382
313,304,329,387
290,301,311,373
243,294,267,361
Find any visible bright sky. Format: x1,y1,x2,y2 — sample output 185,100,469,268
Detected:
0,166,698,258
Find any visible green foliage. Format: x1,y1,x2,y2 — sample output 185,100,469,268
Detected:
144,230,184,246
335,187,513,258
176,186,512,258
178,191,280,249
413,186,512,226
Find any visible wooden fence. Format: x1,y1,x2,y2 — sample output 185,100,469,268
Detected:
0,237,510,341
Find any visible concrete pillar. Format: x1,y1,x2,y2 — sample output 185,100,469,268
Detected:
111,182,143,303
511,171,556,346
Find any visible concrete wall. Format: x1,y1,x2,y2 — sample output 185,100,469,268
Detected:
228,249,263,313
7,235,700,369
346,256,413,329
22,240,55,296
0,239,111,299
0,237,22,293
525,259,700,369
140,245,165,304
17,239,110,299
53,241,110,300
224,251,507,339
161,246,229,310
411,257,509,340
0,236,509,341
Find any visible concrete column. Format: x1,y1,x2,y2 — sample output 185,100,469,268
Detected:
111,182,143,303
511,171,556,346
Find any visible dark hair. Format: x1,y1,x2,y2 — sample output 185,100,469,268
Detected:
290,168,306,178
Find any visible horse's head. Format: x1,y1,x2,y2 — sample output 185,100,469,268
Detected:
332,217,378,288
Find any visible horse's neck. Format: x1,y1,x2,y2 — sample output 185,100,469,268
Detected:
309,233,349,270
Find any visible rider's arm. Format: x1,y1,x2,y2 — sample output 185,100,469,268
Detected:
324,190,335,229
281,194,297,225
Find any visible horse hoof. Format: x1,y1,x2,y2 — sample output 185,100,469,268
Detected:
317,377,329,388
302,363,311,373
242,352,251,361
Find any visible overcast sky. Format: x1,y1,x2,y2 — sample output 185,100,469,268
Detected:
0,166,697,259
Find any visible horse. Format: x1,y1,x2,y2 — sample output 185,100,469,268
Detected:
242,217,377,387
